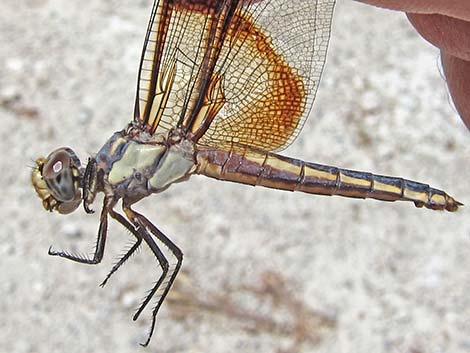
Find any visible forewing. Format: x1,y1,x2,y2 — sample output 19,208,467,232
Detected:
134,0,220,133
134,0,246,134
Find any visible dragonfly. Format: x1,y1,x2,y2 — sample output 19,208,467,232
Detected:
31,0,461,346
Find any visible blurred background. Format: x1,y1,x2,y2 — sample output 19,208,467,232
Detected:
1,0,469,352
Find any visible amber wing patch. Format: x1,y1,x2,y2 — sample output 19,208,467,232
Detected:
198,11,306,151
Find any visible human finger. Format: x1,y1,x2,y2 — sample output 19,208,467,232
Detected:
354,0,470,21
441,53,470,129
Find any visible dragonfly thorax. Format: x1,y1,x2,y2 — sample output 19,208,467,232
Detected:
97,128,197,202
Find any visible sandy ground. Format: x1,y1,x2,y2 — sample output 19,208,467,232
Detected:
1,0,469,352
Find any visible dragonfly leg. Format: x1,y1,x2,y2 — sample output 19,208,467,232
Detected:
124,206,183,347
99,208,143,287
122,206,168,324
48,198,110,264
82,157,98,214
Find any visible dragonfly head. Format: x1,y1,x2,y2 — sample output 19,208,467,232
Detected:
31,148,83,215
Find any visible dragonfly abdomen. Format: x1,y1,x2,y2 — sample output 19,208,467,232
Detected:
195,146,461,212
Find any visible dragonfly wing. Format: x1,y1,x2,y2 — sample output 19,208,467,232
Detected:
134,0,335,152
133,0,184,133
134,0,249,134
199,0,336,151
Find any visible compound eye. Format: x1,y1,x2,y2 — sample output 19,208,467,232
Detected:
43,149,80,202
